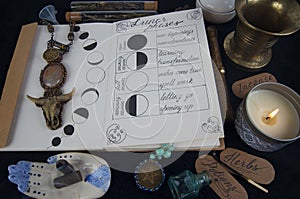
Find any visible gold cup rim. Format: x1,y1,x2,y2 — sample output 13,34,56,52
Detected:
235,0,300,36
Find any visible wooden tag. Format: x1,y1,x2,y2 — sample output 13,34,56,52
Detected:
195,155,248,199
220,148,275,185
232,73,277,98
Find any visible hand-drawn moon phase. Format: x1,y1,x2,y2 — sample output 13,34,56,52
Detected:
63,124,75,136
87,51,104,65
79,32,89,40
127,34,147,50
126,71,149,92
72,107,89,124
86,67,106,84
81,88,100,105
83,39,97,51
51,137,61,147
127,52,148,70
125,94,149,116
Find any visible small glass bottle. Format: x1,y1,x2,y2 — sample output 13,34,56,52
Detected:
168,170,211,199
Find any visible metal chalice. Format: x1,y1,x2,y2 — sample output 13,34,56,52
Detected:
224,0,300,69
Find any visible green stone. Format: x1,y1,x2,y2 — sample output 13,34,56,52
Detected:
163,151,171,158
156,148,164,156
150,154,156,160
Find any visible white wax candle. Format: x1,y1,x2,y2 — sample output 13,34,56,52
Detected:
246,90,299,140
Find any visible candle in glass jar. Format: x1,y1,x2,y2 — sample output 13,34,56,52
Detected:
246,89,299,140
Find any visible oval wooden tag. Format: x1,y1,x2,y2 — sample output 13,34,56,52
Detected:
195,155,248,199
220,148,275,184
232,73,277,98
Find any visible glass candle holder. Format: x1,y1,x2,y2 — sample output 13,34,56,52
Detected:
167,170,211,199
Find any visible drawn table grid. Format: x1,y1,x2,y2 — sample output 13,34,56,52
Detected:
113,25,210,120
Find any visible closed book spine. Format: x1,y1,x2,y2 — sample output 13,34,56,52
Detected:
70,1,158,11
66,10,157,22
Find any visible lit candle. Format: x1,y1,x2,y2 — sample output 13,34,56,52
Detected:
263,108,279,124
235,82,300,152
246,90,299,140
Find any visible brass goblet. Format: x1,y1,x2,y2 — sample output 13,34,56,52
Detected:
224,0,300,69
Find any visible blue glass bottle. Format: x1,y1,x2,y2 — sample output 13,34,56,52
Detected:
168,170,211,199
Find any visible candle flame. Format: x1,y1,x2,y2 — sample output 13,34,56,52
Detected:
266,108,279,120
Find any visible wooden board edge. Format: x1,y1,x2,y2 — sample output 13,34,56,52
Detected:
0,22,38,147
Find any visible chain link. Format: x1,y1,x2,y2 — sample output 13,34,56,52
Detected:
42,20,76,53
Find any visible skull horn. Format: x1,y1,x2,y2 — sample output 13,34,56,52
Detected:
57,88,75,103
27,95,45,107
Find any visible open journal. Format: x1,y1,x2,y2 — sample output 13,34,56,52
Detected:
0,8,224,151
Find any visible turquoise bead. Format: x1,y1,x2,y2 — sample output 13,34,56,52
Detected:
163,150,171,158
169,145,174,151
150,154,156,160
162,143,168,148
155,148,164,156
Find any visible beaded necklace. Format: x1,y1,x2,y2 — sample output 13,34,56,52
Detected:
27,21,76,130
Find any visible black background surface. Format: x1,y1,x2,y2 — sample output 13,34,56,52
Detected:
0,0,299,198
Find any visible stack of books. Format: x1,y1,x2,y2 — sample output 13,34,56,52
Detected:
66,0,158,22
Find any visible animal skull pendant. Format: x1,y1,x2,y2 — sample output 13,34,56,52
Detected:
27,88,75,130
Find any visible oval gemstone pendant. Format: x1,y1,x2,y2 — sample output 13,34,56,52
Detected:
40,63,66,89
43,48,62,63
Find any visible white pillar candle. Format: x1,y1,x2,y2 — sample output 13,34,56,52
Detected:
246,89,299,140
